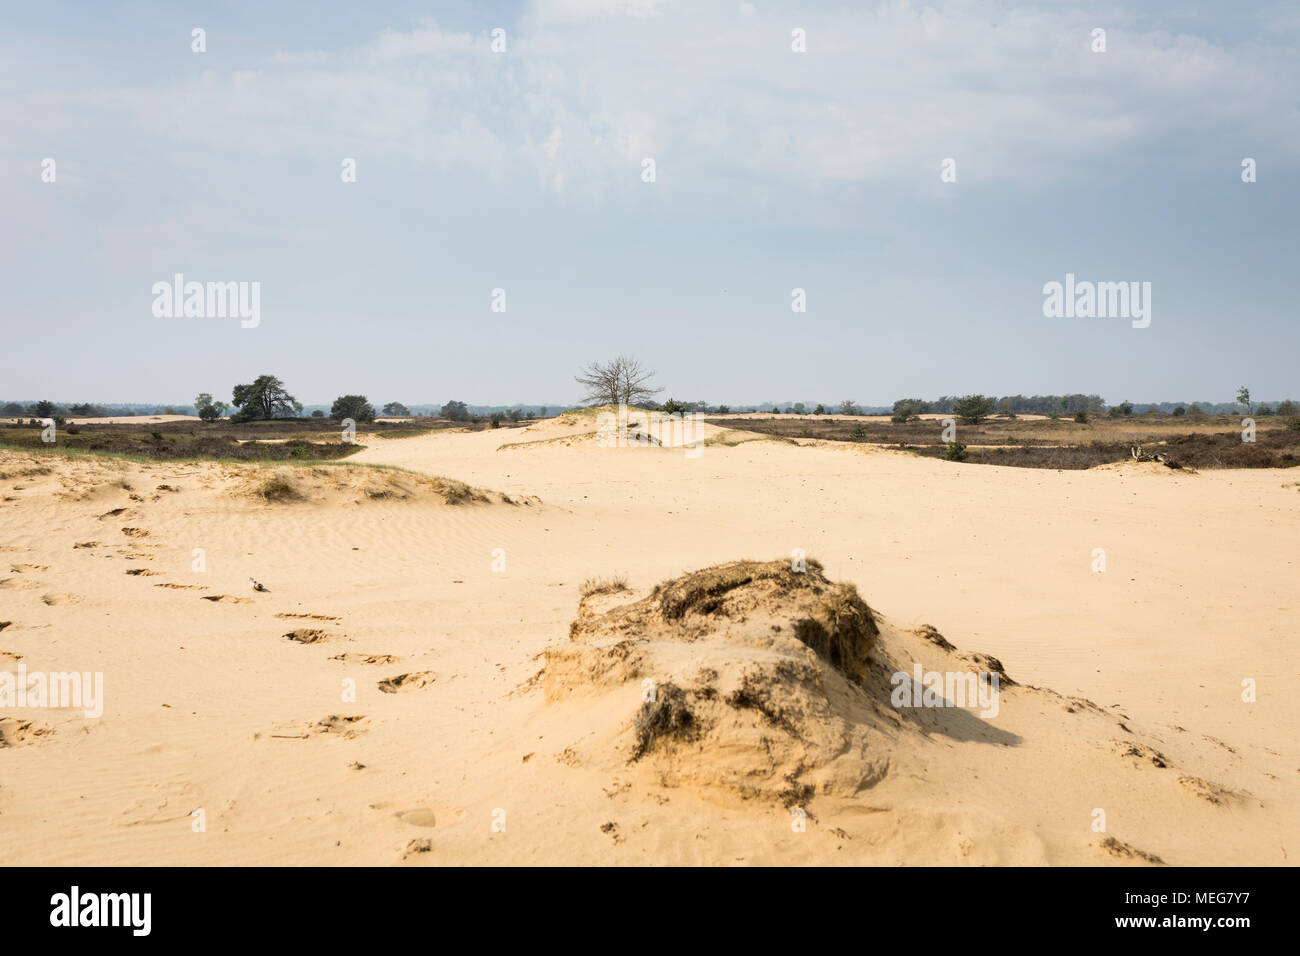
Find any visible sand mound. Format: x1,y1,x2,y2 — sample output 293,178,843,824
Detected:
232,466,504,506
499,404,728,452
544,559,894,804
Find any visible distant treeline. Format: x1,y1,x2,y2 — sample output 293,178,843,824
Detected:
889,396,1298,416
892,394,1105,415
0,400,575,420
1,401,163,418
7,395,1296,421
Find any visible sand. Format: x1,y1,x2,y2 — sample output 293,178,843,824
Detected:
0,415,203,426
0,418,1296,865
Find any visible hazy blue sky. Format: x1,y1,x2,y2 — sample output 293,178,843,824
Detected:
3,1,1297,407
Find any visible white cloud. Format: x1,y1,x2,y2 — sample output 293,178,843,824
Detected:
5,1,1297,207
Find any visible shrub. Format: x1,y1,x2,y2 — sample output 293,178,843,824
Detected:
195,392,228,422
943,441,968,462
953,395,994,424
1074,411,1089,423
661,398,687,415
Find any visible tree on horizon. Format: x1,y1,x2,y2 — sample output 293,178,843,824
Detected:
230,375,298,421
574,355,664,407
331,395,375,422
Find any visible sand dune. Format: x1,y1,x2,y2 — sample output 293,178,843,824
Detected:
0,432,1296,865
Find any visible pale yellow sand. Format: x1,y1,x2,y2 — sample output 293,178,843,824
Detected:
0,421,1296,865
0,415,202,426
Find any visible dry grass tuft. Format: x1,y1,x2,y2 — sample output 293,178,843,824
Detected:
254,474,303,502
580,575,629,598
653,558,823,621
632,683,695,759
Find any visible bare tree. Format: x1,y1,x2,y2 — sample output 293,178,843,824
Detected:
575,355,664,407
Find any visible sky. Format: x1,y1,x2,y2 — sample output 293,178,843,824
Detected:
3,0,1298,407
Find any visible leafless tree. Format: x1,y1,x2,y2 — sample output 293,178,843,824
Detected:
574,355,664,407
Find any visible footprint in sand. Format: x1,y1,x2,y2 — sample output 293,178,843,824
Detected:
377,671,436,694
97,508,133,521
1178,775,1246,806
0,648,22,662
41,592,81,606
395,807,438,827
1113,741,1169,769
402,838,433,859
0,717,54,748
376,801,464,827
201,595,253,604
313,714,368,737
0,620,13,632
331,653,400,666
119,781,202,827
120,527,149,538
284,628,335,644
266,715,368,739
0,577,39,591
155,583,207,590
1094,835,1166,865
125,568,160,576
73,541,102,549
10,563,48,573
275,612,340,621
